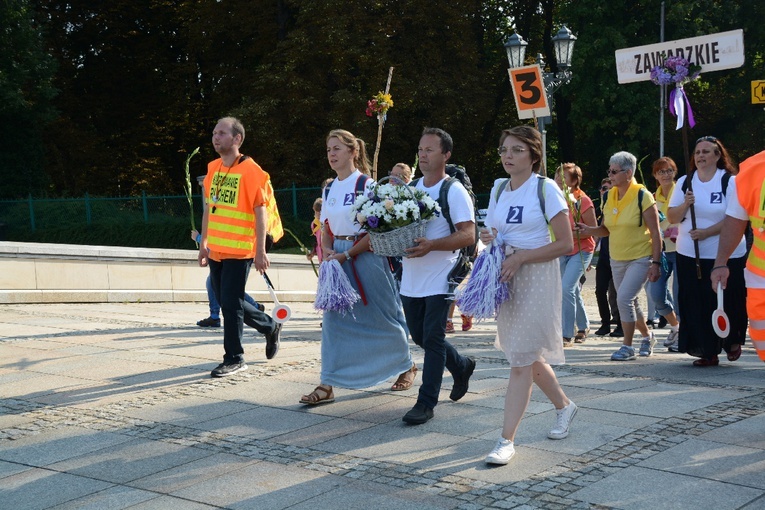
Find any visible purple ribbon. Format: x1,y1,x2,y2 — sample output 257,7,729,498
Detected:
668,86,696,130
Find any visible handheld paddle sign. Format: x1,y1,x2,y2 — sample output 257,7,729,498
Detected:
712,282,730,338
262,273,292,324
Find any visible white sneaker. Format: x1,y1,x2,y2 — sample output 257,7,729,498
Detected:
663,328,679,347
485,438,515,465
548,401,577,439
639,332,656,357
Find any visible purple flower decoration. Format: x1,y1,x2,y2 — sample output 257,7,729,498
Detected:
367,216,379,228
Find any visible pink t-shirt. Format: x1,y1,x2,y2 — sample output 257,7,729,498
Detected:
567,190,596,255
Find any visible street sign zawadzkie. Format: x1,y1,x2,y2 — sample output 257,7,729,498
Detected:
615,29,744,84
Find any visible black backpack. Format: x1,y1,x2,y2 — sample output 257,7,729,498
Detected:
446,164,476,207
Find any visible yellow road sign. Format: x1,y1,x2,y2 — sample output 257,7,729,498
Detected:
753,80,765,105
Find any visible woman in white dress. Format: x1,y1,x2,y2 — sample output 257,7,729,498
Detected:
481,125,577,465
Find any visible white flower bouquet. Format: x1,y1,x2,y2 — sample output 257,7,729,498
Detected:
351,179,441,256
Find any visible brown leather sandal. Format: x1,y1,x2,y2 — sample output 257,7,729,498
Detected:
391,364,418,391
300,384,335,405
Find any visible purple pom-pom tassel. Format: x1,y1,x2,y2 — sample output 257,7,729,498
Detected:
456,242,510,319
314,259,360,314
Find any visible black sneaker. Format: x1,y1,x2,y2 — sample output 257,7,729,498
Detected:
594,325,610,336
197,316,221,327
657,316,668,329
210,361,247,378
450,357,476,401
265,323,282,360
609,326,624,337
402,402,434,424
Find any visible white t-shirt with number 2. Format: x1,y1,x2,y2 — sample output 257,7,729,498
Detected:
400,177,475,298
485,176,567,250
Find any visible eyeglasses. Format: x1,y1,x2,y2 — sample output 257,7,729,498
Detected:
607,168,627,176
655,169,674,176
498,146,527,156
696,136,718,145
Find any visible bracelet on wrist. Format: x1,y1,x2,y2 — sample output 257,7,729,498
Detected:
344,250,351,260
651,260,661,265
712,265,728,271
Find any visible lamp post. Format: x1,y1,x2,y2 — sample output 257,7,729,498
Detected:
504,25,577,172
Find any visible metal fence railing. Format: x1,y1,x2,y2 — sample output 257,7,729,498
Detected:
0,186,495,242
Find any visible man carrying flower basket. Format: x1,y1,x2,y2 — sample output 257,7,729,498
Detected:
400,128,477,425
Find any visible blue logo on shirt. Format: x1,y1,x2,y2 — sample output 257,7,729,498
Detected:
343,193,355,206
710,192,723,204
506,206,524,224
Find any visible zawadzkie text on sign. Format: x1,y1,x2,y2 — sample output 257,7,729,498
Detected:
615,29,744,84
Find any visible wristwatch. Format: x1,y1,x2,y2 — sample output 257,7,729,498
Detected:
650,260,661,265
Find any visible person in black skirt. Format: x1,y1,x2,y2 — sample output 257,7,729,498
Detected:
667,136,748,366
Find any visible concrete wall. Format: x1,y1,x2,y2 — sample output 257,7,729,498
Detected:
0,242,318,304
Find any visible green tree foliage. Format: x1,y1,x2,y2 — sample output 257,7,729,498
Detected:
0,0,57,199
19,0,765,202
560,0,764,186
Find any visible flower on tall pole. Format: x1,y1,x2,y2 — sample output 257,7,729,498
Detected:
650,55,701,130
366,67,394,181
183,147,201,248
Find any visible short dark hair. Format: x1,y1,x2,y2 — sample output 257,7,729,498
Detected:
421,127,453,154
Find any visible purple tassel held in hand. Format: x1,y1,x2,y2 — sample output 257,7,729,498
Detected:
314,259,360,315
456,242,509,319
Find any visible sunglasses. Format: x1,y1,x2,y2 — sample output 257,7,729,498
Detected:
696,136,718,145
607,168,627,176
600,186,610,191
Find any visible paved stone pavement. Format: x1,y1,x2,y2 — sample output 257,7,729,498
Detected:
2,292,765,509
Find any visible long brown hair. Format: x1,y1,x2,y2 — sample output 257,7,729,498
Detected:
327,129,371,175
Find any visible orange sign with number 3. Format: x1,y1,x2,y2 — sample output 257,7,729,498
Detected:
508,65,550,119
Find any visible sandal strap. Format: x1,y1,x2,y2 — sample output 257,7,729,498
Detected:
304,385,333,402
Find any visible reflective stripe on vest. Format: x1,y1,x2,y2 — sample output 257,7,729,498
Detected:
747,227,765,274
737,153,765,277
207,234,254,252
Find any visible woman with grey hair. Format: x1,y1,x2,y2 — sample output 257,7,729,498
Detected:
576,151,663,361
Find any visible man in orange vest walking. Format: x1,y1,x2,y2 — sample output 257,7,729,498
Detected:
199,117,282,377
712,150,765,361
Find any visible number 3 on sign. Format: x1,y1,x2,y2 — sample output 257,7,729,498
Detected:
508,65,550,120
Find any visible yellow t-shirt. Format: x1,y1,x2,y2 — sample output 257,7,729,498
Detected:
654,183,677,253
603,182,656,261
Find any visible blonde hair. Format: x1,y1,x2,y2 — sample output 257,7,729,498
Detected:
326,129,371,175
391,163,412,183
559,162,583,190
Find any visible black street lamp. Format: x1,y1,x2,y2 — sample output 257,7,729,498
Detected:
504,25,577,170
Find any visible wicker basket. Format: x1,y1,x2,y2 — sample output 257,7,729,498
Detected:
366,176,426,257
369,221,427,257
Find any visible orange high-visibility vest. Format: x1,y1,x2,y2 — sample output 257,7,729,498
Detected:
204,156,268,260
736,151,765,277
265,177,284,243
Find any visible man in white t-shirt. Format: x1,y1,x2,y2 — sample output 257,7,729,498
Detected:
400,128,476,425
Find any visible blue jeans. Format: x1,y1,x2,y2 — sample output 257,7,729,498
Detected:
401,294,471,410
560,252,593,338
206,273,259,319
208,258,276,364
647,251,678,318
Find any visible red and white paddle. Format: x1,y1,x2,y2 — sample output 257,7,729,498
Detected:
262,273,291,324
712,282,730,338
